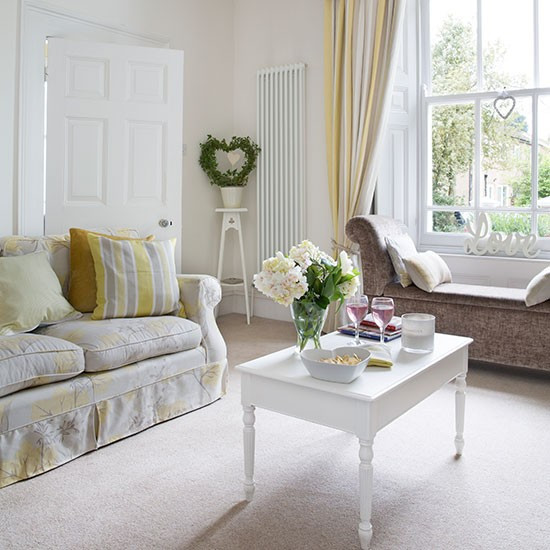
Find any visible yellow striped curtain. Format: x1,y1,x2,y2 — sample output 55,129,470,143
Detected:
324,0,406,252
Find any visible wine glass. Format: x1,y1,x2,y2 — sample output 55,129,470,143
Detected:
346,295,369,345
371,297,395,344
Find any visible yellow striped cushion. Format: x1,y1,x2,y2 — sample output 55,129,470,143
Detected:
87,235,180,320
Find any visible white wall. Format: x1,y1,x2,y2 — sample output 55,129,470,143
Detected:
0,0,19,236
1,0,330,320
0,0,234,276
229,0,330,319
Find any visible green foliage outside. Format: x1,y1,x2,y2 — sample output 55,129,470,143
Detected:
511,155,550,207
489,213,531,233
432,191,465,233
489,213,550,237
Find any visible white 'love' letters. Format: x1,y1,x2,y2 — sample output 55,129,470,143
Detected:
463,212,540,258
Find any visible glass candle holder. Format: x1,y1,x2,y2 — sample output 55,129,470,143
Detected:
401,313,435,353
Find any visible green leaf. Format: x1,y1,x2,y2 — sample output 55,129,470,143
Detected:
316,296,330,309
322,275,335,298
313,279,322,295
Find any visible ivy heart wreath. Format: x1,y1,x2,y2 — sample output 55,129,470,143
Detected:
199,135,261,188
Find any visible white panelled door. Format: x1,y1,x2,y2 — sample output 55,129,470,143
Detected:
45,38,183,265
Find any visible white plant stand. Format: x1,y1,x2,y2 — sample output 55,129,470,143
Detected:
216,208,251,324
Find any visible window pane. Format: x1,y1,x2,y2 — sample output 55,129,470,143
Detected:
482,0,533,90
429,210,473,233
540,0,550,87
431,103,475,207
481,97,531,207
538,96,550,207
538,214,550,237
488,212,531,233
430,1,476,94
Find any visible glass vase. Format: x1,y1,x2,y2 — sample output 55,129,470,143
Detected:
290,301,328,353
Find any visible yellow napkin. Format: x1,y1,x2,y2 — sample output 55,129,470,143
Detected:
364,344,393,368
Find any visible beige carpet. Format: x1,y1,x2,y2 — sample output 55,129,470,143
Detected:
1,313,549,550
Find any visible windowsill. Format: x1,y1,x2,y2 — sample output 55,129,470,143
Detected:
418,244,550,263
438,252,550,264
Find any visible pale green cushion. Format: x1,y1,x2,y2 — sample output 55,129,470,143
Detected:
0,251,81,335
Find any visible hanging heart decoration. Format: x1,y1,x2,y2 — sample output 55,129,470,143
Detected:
493,90,516,120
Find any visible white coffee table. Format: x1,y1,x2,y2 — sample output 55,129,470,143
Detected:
237,331,472,549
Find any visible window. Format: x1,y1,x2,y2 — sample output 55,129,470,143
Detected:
420,0,550,250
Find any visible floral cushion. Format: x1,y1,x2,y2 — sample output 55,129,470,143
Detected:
0,334,84,397
35,315,202,372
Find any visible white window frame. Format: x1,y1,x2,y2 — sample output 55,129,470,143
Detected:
418,0,550,256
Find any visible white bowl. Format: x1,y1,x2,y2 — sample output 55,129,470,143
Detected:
300,346,371,384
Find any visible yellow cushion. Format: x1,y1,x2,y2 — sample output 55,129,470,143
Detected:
87,235,180,320
68,228,154,313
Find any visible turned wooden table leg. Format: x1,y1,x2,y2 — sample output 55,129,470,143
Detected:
358,438,374,549
243,404,256,501
455,373,466,456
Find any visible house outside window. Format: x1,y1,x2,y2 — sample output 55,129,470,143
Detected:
420,0,550,252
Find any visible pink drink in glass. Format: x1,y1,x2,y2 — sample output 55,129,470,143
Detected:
371,298,395,343
346,295,369,345
371,305,393,327
346,303,369,324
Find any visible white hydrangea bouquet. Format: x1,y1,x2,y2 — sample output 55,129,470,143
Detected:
254,240,360,351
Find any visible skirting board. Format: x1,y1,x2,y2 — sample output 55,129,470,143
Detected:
218,287,290,322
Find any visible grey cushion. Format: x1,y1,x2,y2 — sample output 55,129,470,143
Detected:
0,334,84,397
36,315,202,372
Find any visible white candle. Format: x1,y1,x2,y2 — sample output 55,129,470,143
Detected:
401,313,435,354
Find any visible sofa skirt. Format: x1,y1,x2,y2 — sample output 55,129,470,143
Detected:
0,348,227,488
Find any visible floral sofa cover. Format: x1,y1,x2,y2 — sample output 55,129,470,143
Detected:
0,233,227,488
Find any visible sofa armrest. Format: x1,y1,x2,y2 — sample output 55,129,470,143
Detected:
176,274,227,364
346,215,408,296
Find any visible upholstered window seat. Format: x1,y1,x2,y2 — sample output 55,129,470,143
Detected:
346,215,550,371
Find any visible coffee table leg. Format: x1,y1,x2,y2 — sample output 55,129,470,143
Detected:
454,373,466,456
358,438,374,549
243,404,256,501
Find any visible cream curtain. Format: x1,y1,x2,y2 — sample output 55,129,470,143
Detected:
324,0,406,251
324,0,405,330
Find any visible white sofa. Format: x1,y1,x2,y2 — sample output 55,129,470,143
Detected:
0,233,227,489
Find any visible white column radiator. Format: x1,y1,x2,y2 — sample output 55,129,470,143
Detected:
256,63,306,268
